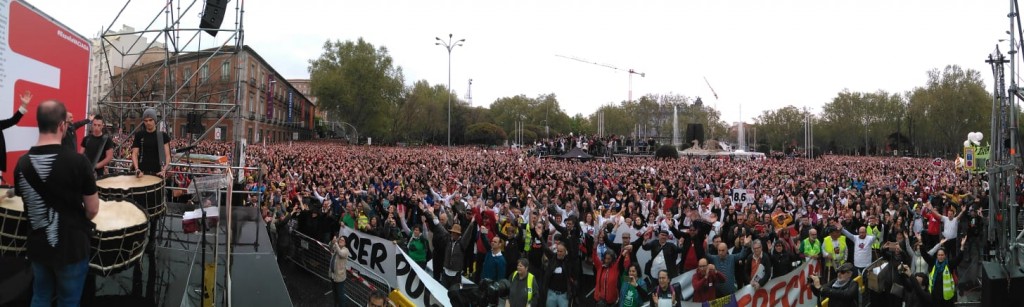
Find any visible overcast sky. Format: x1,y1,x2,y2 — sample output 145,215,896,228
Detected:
30,0,1012,123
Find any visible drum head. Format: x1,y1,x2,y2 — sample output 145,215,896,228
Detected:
97,175,163,189
0,188,22,212
94,200,147,232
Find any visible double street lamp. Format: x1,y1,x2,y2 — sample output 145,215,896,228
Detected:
436,34,465,147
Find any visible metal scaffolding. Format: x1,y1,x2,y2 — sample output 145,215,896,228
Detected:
95,1,246,306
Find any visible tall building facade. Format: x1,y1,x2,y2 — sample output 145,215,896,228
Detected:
108,45,316,143
89,25,166,107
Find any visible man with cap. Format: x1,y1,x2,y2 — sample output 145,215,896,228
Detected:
422,204,477,289
809,263,859,307
0,91,32,182
641,227,682,280
131,107,171,177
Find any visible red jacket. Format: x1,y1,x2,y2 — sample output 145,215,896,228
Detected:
692,269,726,302
593,247,628,304
923,208,941,235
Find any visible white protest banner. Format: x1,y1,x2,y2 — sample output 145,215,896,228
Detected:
396,248,452,307
339,227,397,285
681,259,822,307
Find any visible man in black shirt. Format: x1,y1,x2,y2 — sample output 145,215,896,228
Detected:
541,241,575,307
11,100,99,307
61,111,91,153
80,115,113,177
131,108,171,177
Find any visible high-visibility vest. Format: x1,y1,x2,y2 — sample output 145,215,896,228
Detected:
929,264,955,300
867,225,882,249
823,236,847,267
512,272,535,302
801,238,821,257
523,227,532,252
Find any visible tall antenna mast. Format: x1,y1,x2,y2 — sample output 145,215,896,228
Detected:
467,78,473,105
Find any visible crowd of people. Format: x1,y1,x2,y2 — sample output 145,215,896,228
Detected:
178,139,990,307
82,124,999,307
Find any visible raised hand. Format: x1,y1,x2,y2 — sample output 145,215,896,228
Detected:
19,90,31,109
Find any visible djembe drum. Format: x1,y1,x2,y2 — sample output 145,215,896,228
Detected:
0,187,25,257
89,199,148,275
96,174,166,218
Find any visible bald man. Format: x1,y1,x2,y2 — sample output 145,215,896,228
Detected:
692,258,725,302
704,236,751,297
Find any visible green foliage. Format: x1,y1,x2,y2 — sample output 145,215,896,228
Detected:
465,123,507,145
908,65,992,156
308,38,404,142
655,145,679,159
754,105,807,151
488,93,572,139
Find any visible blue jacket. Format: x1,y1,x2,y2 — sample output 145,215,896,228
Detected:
706,246,750,295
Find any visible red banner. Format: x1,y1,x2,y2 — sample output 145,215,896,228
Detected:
3,1,90,183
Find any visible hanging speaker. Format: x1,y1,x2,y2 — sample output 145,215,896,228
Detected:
199,0,229,36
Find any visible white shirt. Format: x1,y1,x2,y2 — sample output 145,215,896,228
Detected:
842,228,876,268
941,215,959,239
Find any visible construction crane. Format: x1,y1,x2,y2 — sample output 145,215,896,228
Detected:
704,76,745,151
556,54,646,103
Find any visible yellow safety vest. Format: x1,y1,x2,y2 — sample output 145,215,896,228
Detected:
802,238,821,257
867,225,882,249
512,272,535,302
929,264,955,300
823,236,847,267
523,227,532,252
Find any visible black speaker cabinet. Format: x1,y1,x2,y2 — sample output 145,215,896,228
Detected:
199,0,229,36
981,261,1024,306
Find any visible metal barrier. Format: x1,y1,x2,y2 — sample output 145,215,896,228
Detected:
287,231,395,306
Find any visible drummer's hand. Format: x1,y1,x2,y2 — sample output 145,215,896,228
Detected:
136,169,144,178
157,170,166,178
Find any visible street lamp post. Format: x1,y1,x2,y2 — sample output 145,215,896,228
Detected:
436,34,465,147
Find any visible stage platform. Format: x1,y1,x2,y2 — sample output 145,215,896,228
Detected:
0,203,292,307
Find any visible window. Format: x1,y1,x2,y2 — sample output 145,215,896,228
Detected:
221,61,231,81
183,68,192,86
169,71,176,88
248,94,254,113
200,64,209,82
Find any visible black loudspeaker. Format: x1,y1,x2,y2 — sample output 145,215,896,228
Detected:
199,0,229,36
686,124,705,146
187,113,203,134
981,261,1024,307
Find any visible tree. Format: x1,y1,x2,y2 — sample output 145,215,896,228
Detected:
397,80,448,143
754,105,806,152
465,123,507,146
908,65,992,156
308,38,404,142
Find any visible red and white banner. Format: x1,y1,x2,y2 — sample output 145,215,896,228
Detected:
679,259,822,307
2,0,90,182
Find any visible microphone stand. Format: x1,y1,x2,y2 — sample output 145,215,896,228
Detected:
180,140,210,305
